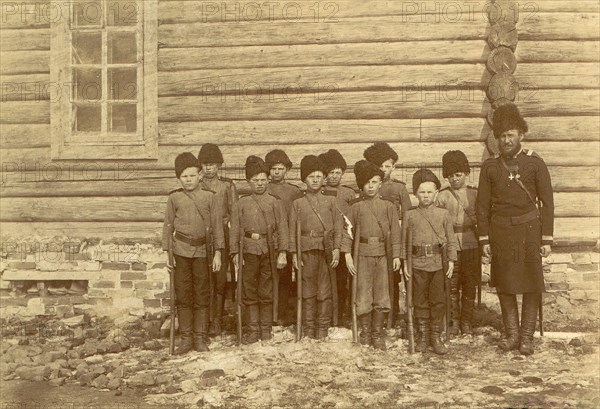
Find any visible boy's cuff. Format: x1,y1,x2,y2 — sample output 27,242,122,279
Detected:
479,235,489,246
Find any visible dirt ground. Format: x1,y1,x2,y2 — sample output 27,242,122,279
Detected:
1,293,599,409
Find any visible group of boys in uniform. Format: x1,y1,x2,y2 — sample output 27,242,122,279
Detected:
163,102,554,357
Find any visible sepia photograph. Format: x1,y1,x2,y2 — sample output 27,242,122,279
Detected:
0,0,598,407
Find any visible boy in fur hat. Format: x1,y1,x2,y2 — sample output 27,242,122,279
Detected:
230,156,288,344
363,142,412,329
289,155,343,339
401,169,457,355
162,152,224,354
341,160,401,350
477,102,553,355
435,150,480,336
318,149,357,325
198,143,238,336
265,149,303,325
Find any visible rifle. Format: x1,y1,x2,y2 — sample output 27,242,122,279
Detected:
324,230,338,327
296,218,303,342
206,227,214,326
385,231,395,329
406,226,415,354
539,297,544,336
266,225,279,323
442,244,450,340
236,230,243,346
168,235,176,355
351,222,360,344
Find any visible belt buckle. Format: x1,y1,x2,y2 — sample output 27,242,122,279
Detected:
424,244,433,257
251,233,260,240
368,237,378,245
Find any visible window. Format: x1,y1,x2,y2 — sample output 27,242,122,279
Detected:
51,0,157,159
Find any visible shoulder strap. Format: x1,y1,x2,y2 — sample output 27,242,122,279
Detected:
304,195,327,230
364,200,387,236
416,208,444,245
182,190,207,226
499,156,540,212
448,188,476,219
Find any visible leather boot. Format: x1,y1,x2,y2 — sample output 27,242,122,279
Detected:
358,313,372,346
371,309,387,351
259,303,273,341
316,299,333,340
415,318,429,353
302,297,317,339
430,319,448,355
209,294,224,336
193,308,210,352
242,304,260,344
520,293,541,356
460,296,475,335
498,293,520,351
175,307,194,355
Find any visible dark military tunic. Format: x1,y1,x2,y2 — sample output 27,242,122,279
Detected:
267,181,303,220
379,178,412,221
476,149,554,294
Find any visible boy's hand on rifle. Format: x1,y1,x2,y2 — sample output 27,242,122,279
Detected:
446,260,454,278
540,244,551,257
212,250,222,272
392,257,401,272
345,253,356,276
232,253,241,271
277,251,287,269
482,244,492,259
167,264,174,275
402,262,411,281
292,253,302,270
330,249,340,268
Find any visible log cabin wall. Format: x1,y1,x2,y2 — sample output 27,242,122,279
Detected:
1,0,599,246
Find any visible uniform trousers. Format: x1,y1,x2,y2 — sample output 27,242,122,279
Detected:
356,255,390,316
412,268,445,320
242,253,273,306
452,247,481,306
301,250,332,301
174,254,210,310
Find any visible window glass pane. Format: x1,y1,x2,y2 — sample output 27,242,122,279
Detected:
106,0,138,26
108,103,137,133
72,0,103,27
108,68,137,100
72,32,102,64
108,32,137,64
73,104,101,132
72,68,102,101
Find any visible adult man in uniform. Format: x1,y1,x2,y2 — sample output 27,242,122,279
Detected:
265,149,303,325
476,103,554,355
198,143,238,336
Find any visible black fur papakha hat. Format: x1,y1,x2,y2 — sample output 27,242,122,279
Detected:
354,159,384,189
245,155,269,180
412,168,441,194
442,150,471,178
493,102,528,137
319,149,347,174
198,143,224,165
363,142,399,166
300,155,325,181
265,149,293,170
175,152,199,178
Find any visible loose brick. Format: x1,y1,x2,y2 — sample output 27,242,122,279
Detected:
161,298,172,307
89,281,115,289
543,273,565,283
569,290,588,301
153,291,170,299
550,264,568,273
135,281,163,290
569,281,600,291
132,263,147,271
87,289,108,298
121,281,133,289
81,261,101,271
143,299,161,308
69,296,87,305
547,282,569,291
565,271,585,283
590,253,599,264
102,262,130,271
40,297,59,306
120,272,146,281
135,290,156,299
548,253,573,264
150,262,167,270
587,290,599,301
90,298,114,307
8,262,36,269
570,264,599,272
583,273,600,282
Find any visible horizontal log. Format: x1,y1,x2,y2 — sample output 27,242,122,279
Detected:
0,100,49,123
517,63,600,89
2,142,599,173
158,1,600,24
0,29,50,51
517,41,600,63
1,191,596,222
158,41,489,71
0,124,49,147
159,13,599,48
2,217,594,244
0,73,49,102
158,89,599,122
1,166,597,198
0,51,49,74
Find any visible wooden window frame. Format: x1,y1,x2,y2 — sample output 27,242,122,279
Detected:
50,0,157,160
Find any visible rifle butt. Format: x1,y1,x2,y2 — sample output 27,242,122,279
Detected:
236,233,243,346
351,223,360,344
296,219,302,342
168,236,175,356
406,227,415,354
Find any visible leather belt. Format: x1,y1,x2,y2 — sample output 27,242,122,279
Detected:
359,237,385,244
453,224,476,233
492,209,539,226
301,230,324,238
245,232,267,240
412,244,442,257
175,232,206,247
